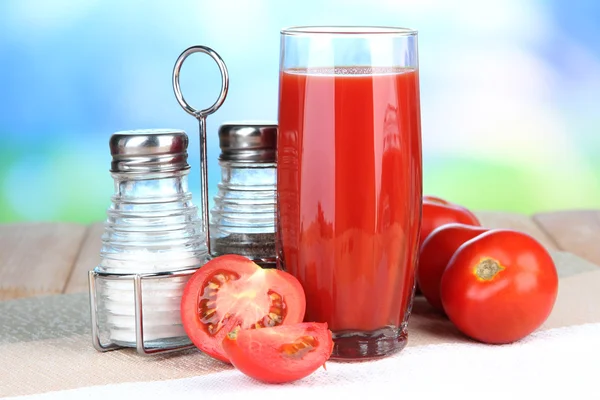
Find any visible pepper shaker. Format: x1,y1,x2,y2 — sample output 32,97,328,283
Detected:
89,129,209,354
209,122,278,268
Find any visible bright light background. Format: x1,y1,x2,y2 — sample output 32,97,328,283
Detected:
1,0,599,223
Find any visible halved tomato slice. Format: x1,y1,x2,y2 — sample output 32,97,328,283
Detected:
180,254,306,363
222,322,333,383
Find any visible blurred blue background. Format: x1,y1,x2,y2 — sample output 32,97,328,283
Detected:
1,0,599,223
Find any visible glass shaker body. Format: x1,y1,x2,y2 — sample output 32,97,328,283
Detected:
92,129,208,350
209,123,277,268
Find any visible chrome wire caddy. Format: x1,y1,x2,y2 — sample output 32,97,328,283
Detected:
89,269,199,355
88,45,229,356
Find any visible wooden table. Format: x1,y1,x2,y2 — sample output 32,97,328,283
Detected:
1,209,600,398
1,209,599,301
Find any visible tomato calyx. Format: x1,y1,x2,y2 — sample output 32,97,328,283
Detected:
474,257,505,281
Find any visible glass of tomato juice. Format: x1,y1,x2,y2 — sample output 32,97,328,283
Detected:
276,26,422,360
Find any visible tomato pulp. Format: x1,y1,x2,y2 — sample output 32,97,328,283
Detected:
277,67,422,349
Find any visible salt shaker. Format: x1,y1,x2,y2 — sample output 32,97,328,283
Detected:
89,128,209,354
209,122,278,268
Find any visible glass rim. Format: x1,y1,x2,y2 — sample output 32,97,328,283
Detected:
280,25,418,36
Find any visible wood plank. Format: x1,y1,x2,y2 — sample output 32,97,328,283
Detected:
533,210,600,266
4,210,598,299
0,222,87,300
549,251,600,278
64,222,104,294
473,211,559,251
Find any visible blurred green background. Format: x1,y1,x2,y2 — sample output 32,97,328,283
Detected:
1,0,599,224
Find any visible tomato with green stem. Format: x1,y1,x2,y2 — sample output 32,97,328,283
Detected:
440,229,559,344
180,254,306,363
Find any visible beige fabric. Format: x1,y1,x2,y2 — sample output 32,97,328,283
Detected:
0,251,598,398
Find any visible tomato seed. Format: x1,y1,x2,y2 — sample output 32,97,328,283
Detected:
204,300,216,308
207,281,219,289
261,315,276,327
279,335,318,359
269,292,281,301
202,287,218,299
213,273,234,284
245,290,288,329
207,324,215,334
268,312,282,323
197,271,240,336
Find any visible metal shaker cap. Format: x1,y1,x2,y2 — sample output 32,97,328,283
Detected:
109,129,190,173
218,122,277,162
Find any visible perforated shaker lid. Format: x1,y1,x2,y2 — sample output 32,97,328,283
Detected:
218,122,277,162
109,129,190,173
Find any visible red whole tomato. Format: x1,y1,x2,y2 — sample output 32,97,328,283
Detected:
222,322,333,384
440,229,559,344
180,254,306,363
420,197,481,249
414,196,481,295
417,223,489,311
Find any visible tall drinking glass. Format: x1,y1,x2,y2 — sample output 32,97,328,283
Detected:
277,26,422,359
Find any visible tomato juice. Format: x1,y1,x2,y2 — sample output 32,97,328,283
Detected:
277,66,422,346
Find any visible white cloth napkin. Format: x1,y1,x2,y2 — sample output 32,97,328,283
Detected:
7,322,600,399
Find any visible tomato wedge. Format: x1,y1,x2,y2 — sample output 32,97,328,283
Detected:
222,322,333,383
180,254,306,363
